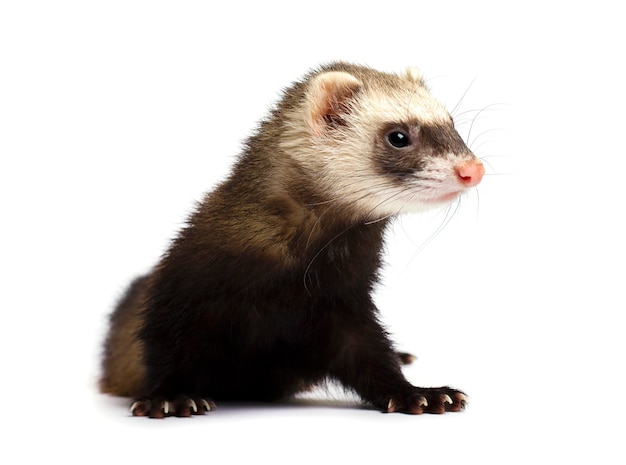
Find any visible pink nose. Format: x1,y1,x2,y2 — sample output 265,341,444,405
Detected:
456,160,485,187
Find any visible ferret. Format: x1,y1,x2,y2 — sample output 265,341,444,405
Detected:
100,62,484,418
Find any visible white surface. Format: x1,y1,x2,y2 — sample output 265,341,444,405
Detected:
1,1,624,464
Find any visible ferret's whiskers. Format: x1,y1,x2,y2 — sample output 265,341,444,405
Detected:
303,223,354,295
474,187,481,221
363,189,413,225
404,197,462,269
464,103,508,148
469,128,503,152
302,180,410,292
450,77,477,118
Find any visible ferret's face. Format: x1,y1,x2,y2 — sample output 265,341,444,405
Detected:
365,96,485,215
284,67,485,220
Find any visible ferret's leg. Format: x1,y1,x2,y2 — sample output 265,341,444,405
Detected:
329,319,466,414
130,321,218,418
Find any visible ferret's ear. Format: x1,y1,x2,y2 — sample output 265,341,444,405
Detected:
405,67,426,85
305,71,362,134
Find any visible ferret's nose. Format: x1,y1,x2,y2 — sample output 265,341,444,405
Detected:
456,160,485,188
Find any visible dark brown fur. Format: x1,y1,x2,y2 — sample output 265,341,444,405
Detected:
100,63,471,417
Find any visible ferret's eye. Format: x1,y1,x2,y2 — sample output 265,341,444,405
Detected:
387,131,410,148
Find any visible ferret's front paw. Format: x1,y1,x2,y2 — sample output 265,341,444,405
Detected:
130,396,217,418
385,387,467,415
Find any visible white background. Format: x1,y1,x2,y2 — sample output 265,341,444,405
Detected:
2,1,624,463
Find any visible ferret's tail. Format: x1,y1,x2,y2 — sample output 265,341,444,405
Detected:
99,275,148,397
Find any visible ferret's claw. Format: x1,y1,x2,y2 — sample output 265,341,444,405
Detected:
188,399,198,413
129,401,142,415
201,399,217,412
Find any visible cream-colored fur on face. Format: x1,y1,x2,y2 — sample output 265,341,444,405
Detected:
280,65,480,220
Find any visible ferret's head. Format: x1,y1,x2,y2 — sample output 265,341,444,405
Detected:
279,62,484,220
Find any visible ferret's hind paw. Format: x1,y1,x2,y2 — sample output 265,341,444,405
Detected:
130,396,217,418
385,387,467,415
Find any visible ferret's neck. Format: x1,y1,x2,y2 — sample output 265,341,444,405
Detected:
299,218,389,295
